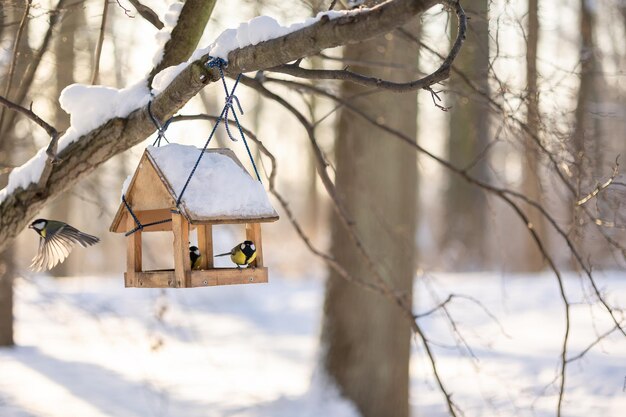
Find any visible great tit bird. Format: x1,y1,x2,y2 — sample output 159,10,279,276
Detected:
215,240,257,268
189,245,202,270
29,218,100,271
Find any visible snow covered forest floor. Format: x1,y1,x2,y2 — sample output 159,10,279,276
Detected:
0,272,624,417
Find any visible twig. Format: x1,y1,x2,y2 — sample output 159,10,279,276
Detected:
91,0,109,85
0,96,58,140
328,0,338,10
576,156,620,206
128,0,164,29
414,294,454,318
114,0,133,18
566,321,625,363
426,86,451,111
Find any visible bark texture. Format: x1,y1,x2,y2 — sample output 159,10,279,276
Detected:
321,6,419,417
148,0,218,84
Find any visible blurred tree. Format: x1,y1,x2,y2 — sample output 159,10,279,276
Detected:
321,2,419,416
442,0,490,269
571,0,602,256
521,0,545,272
0,0,31,346
48,1,85,276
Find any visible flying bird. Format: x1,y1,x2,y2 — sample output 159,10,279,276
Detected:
29,219,100,271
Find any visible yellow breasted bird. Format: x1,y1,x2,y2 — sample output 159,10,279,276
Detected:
29,219,100,271
190,245,202,270
215,240,256,268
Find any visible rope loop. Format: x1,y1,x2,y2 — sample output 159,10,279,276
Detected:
148,100,172,147
122,194,173,236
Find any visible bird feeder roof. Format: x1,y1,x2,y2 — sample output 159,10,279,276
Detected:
110,144,278,233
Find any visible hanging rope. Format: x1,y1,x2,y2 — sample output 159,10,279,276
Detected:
147,100,172,147
175,56,261,207
122,195,172,236
122,56,262,235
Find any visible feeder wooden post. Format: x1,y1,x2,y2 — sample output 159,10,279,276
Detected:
246,223,263,267
126,215,142,286
197,224,213,269
172,210,191,287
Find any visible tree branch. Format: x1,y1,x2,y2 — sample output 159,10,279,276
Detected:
0,96,60,187
127,0,164,29
270,0,466,94
0,96,58,141
147,0,218,85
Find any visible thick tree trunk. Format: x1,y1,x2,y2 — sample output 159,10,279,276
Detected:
521,0,545,272
321,7,419,417
0,1,31,347
443,0,490,269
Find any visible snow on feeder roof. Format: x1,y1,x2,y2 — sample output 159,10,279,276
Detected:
110,144,278,233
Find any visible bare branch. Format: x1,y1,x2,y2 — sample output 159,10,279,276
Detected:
114,0,133,18
0,96,60,186
127,0,164,29
0,96,58,140
566,321,625,364
270,0,466,95
576,156,620,206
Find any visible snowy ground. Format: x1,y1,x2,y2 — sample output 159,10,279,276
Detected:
0,272,624,417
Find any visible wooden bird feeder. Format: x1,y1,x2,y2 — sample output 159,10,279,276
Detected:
109,145,279,288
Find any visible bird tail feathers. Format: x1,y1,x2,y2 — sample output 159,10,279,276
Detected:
65,225,99,247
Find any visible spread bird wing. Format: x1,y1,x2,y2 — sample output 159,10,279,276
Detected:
30,225,100,271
